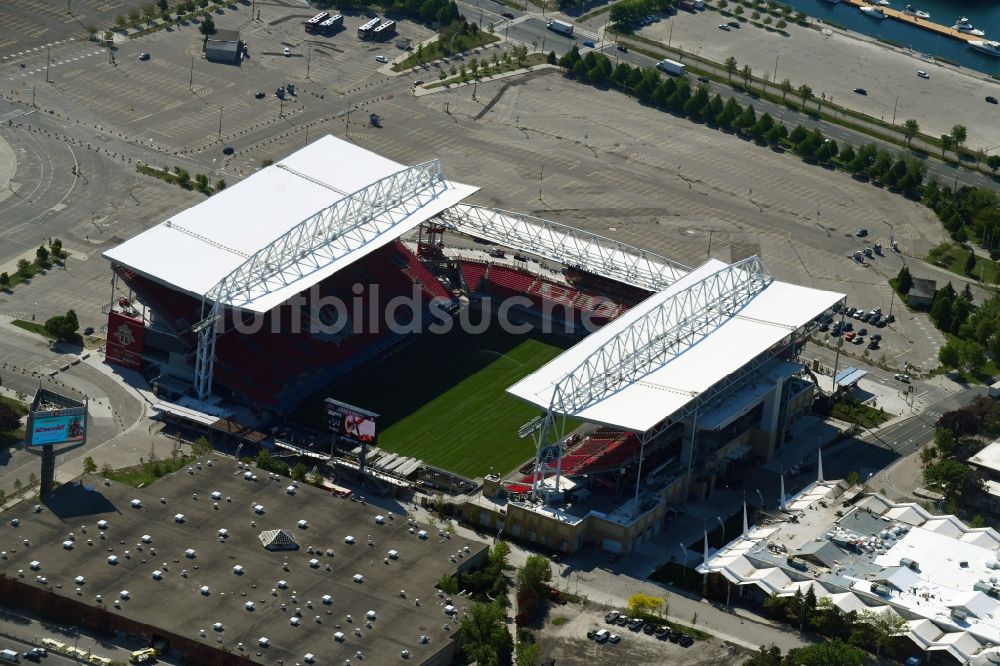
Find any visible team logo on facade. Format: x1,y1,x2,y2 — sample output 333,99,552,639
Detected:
114,323,135,347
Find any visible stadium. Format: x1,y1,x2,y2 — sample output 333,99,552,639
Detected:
103,135,844,555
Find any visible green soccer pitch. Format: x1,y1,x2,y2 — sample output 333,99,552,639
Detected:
295,326,574,479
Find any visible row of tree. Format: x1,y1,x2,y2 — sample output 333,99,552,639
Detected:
761,588,907,660
918,397,997,513
557,48,926,196
608,0,675,26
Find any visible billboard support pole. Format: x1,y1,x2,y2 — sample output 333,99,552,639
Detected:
40,444,55,496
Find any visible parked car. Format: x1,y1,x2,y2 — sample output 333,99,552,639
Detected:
718,23,731,31
669,631,682,643
818,323,830,332
857,328,868,336
587,629,597,640
83,326,94,335
842,322,853,332
917,70,929,79
868,340,879,350
616,616,629,626
870,334,881,341
853,87,868,95
138,51,150,61
856,228,868,237
283,47,291,56
255,91,265,99
727,21,740,28
375,54,389,63
852,335,865,345
679,635,694,647
222,145,234,155
697,75,710,83
605,611,619,623
609,634,621,643
845,332,856,341
642,624,656,635
987,96,998,104
595,629,610,643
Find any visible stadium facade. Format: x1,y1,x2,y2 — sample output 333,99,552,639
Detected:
103,136,844,556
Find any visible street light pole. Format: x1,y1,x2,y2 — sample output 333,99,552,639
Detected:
306,43,312,79
218,106,223,140
892,95,899,125
46,47,51,83
189,56,194,91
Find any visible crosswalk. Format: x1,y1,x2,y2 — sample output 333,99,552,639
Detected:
13,47,105,77
0,107,33,123
0,38,75,63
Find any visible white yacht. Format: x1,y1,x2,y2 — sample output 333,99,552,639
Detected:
969,40,1000,57
875,0,890,6
903,5,930,19
952,17,986,36
860,5,887,19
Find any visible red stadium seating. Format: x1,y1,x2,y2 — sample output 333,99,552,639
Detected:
394,241,453,302
459,261,489,293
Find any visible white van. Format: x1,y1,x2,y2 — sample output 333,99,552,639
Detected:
594,629,610,643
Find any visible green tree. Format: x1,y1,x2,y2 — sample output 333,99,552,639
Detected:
142,3,157,23
782,639,867,665
924,458,983,501
17,259,31,277
988,155,1000,175
115,14,127,30
195,173,210,193
460,602,513,666
0,272,9,290
779,78,792,102
902,118,920,146
776,18,787,29
788,124,807,145
82,456,98,474
941,134,955,159
0,403,21,432
128,8,141,25
291,462,307,481
51,238,64,258
740,64,752,89
546,50,556,65
174,167,191,189
965,250,978,275
216,179,226,191
191,436,212,456
951,124,967,150
856,608,907,657
895,265,913,293
938,339,961,368
743,644,782,666
797,83,812,109
724,56,737,82
199,14,216,36
515,640,541,666
516,554,552,622
157,0,168,11
43,309,80,342
438,574,459,594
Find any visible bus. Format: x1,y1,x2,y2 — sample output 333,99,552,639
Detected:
128,648,157,664
372,20,396,41
0,649,19,664
358,18,381,40
305,12,330,32
319,14,344,34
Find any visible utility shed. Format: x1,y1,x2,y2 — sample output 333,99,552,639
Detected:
205,29,241,63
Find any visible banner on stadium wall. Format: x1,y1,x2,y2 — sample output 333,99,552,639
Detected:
105,311,145,370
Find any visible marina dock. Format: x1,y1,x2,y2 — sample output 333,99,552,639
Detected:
842,0,978,44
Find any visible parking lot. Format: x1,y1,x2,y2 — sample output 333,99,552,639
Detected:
0,1,955,374
539,606,744,665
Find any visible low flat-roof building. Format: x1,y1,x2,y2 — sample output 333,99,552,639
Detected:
698,479,1000,665
205,29,241,63
0,462,487,665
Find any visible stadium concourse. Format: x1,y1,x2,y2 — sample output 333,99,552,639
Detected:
101,135,844,556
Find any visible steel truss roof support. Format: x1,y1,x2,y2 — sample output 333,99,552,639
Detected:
193,159,448,399
438,204,689,292
529,256,773,500
550,255,773,419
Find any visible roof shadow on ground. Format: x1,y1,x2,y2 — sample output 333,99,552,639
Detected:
42,480,120,520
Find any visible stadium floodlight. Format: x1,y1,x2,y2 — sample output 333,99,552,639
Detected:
193,159,448,399
439,204,689,292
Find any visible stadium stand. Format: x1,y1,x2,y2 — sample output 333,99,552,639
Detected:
458,260,488,293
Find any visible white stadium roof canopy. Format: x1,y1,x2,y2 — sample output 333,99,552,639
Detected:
507,259,843,432
104,135,477,313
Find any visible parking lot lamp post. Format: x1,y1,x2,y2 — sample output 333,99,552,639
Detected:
218,106,223,140
891,95,899,125
189,56,194,91
46,47,51,83
307,43,312,79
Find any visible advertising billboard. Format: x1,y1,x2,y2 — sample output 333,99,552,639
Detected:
105,311,146,370
325,398,378,444
28,412,87,447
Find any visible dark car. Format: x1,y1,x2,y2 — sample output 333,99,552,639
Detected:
255,91,265,99
818,323,829,332
642,624,656,635
138,51,150,61
842,322,853,332
616,616,629,626
871,334,882,341
587,629,597,640
697,75,710,83
853,87,868,95
501,10,515,18
616,44,627,52
679,635,694,647
83,326,95,335
669,631,682,643
857,328,868,336
728,21,740,28
223,145,234,155
987,96,998,104
868,340,879,350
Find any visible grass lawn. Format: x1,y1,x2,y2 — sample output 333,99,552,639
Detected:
12,319,55,340
393,28,499,71
104,455,193,487
293,326,572,478
426,52,548,89
927,242,1000,284
814,395,889,429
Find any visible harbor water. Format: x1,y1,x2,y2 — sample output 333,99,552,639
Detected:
778,0,1000,76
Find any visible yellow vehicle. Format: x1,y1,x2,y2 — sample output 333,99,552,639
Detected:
128,648,156,664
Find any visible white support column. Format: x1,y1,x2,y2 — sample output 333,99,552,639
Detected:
742,502,748,539
779,472,787,511
817,444,824,483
